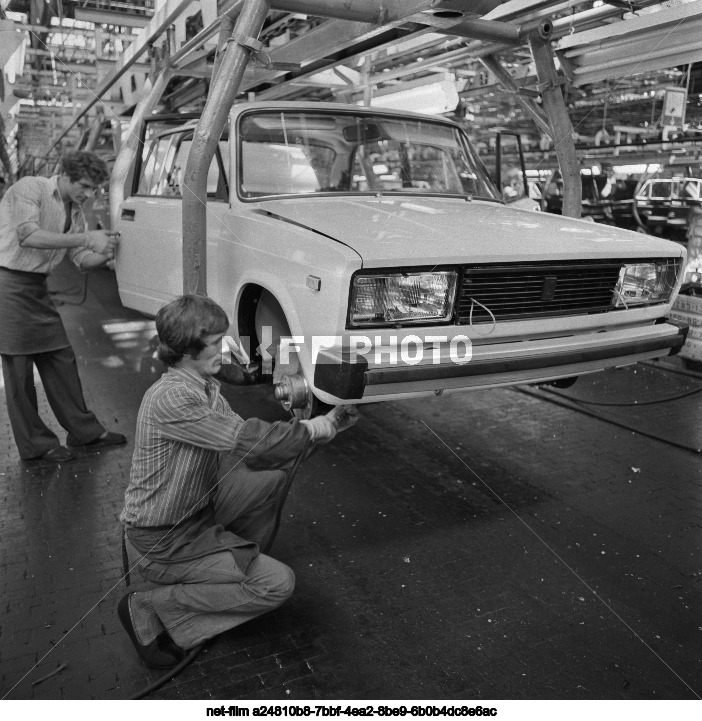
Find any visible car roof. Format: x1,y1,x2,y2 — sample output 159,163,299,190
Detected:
228,100,461,127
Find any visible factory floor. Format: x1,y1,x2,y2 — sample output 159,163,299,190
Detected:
1,262,700,703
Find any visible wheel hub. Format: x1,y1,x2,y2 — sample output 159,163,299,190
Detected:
274,373,310,412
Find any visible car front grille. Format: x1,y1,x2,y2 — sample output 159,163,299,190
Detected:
456,261,626,324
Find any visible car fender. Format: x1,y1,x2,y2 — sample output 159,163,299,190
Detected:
213,209,362,378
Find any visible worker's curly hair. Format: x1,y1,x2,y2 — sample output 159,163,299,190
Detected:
60,151,109,185
156,294,229,366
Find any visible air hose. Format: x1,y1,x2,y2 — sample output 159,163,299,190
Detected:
514,385,701,454
128,645,205,700
540,383,702,407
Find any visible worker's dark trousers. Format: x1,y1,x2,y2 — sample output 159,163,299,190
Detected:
125,467,296,650
1,347,105,459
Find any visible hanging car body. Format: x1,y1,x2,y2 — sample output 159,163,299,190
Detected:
113,102,688,409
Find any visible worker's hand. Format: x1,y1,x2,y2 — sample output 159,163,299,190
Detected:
84,229,120,257
301,405,359,443
301,415,336,443
326,405,360,433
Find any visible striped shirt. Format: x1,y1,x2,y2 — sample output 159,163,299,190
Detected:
121,365,312,528
0,175,91,274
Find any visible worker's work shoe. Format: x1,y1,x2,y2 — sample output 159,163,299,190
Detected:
68,431,127,449
117,593,185,668
25,446,76,463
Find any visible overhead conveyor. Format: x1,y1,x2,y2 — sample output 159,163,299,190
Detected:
557,0,702,87
40,0,687,291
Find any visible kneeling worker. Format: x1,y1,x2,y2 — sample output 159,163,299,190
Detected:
119,294,358,667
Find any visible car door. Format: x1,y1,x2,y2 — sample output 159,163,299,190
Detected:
115,119,229,316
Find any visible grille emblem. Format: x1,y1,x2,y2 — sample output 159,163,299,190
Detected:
541,276,558,301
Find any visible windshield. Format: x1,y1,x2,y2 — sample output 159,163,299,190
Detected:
237,110,499,200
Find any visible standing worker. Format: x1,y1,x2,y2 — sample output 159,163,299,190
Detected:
0,151,127,462
119,295,358,668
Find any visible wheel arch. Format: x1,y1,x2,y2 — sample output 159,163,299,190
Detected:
235,282,299,365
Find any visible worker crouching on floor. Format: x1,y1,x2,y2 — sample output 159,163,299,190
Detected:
118,294,358,668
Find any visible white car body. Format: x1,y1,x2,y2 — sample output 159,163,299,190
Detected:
114,102,687,405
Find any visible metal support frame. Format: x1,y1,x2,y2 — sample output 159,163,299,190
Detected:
529,30,581,218
478,53,551,137
0,114,16,184
169,1,246,69
84,106,105,152
211,9,240,84
42,0,192,156
29,0,597,294
182,0,271,296
270,0,442,23
37,0,522,156
556,0,702,86
109,66,174,227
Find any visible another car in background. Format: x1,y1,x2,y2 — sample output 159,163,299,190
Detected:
602,178,639,231
635,177,702,238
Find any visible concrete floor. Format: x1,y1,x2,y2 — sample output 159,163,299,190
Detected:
0,262,700,701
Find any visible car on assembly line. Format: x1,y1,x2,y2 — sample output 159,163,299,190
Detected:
113,101,688,416
634,176,702,238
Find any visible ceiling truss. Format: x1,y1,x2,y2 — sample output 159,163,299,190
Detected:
2,0,702,172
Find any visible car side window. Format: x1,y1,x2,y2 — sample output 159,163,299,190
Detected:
136,132,228,200
650,181,671,199
137,135,176,195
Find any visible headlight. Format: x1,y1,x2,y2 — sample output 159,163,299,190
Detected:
349,271,457,326
612,260,680,307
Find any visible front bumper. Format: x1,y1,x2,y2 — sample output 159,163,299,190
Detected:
313,320,688,401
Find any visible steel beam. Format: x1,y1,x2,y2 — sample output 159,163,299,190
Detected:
366,44,475,85
529,33,581,218
269,0,441,23
182,0,272,296
267,0,527,46
557,0,702,86
0,114,15,183
479,54,551,137
240,5,555,99
240,19,416,92
169,2,244,68
254,26,425,100
414,15,520,44
74,8,151,28
84,106,105,151
210,4,242,82
109,67,174,228
39,0,543,157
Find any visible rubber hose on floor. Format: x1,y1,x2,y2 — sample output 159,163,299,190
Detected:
127,644,205,700
514,385,701,454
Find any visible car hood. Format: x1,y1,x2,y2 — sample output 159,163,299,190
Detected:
261,196,683,266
